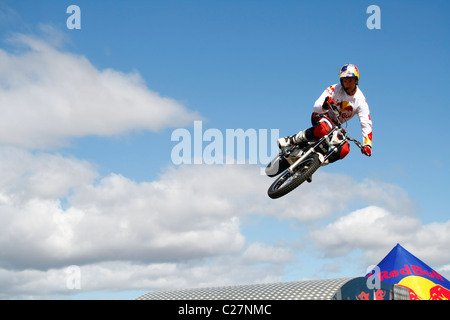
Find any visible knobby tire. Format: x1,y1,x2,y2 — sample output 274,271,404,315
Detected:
267,153,321,199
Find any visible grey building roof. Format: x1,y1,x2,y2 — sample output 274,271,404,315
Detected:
137,277,354,300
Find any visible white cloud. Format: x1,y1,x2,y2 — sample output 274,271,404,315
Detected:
242,242,295,265
0,147,97,201
310,206,420,257
0,31,201,149
0,150,449,298
405,221,450,266
0,148,434,267
0,163,255,270
0,147,337,297
0,258,288,299
310,206,450,269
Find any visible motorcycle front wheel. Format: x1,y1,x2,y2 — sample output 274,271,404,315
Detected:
267,153,321,199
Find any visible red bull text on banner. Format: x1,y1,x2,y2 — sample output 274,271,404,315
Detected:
367,244,450,300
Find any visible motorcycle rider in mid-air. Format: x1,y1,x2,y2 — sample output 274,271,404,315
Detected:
269,64,373,177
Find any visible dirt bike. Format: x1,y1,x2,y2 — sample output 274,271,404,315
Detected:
266,101,364,199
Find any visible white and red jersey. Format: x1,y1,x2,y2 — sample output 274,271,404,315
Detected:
313,84,373,147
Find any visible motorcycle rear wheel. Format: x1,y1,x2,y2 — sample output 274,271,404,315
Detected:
267,153,321,199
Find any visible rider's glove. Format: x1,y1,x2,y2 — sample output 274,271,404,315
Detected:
323,96,337,110
361,145,372,157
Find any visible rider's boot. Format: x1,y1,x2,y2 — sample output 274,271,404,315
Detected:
321,159,330,167
277,130,308,148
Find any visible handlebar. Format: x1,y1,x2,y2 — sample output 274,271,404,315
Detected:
347,135,363,150
324,97,364,151
324,98,341,125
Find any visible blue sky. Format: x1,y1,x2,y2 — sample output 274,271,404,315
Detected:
0,0,449,299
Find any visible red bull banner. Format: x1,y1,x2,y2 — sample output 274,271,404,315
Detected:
367,244,450,300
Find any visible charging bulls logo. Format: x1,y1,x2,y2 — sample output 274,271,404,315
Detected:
339,101,353,120
398,276,450,300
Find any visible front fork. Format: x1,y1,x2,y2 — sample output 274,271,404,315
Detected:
287,126,343,173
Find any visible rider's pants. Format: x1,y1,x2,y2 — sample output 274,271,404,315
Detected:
266,112,350,177
305,112,350,163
